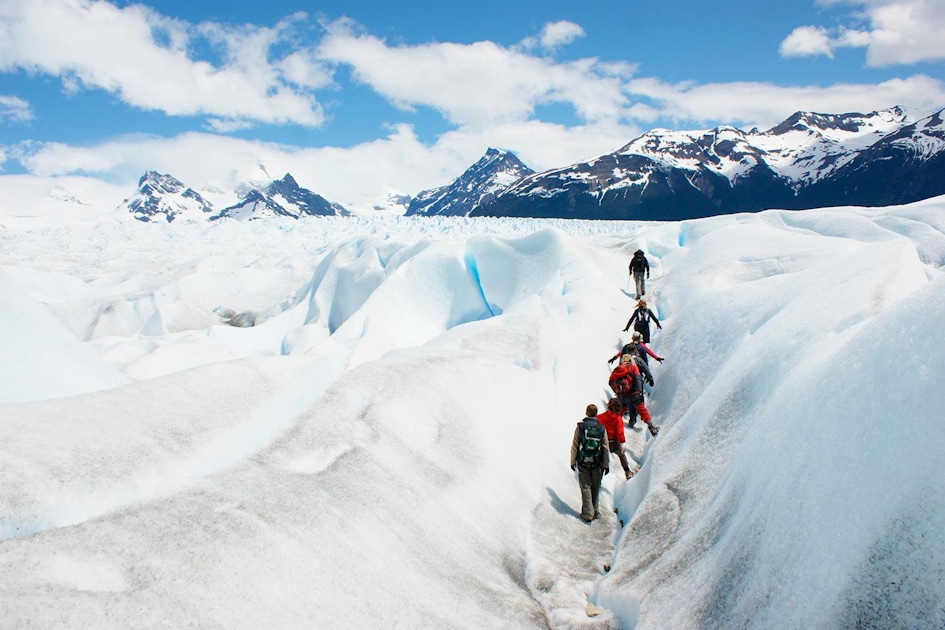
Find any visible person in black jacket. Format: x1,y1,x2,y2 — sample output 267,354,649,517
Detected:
623,299,661,343
629,250,650,299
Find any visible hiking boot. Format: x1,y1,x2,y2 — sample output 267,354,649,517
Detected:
593,511,600,520
648,424,660,437
624,468,634,480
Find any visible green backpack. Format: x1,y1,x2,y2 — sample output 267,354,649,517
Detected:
578,421,606,469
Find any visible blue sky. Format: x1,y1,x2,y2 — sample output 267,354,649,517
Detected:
1,0,944,211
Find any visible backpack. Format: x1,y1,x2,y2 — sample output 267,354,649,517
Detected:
609,364,639,395
577,421,606,469
622,343,643,361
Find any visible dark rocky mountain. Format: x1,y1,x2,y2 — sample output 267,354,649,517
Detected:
466,107,945,220
800,110,945,208
122,171,215,223
406,148,534,216
214,174,348,220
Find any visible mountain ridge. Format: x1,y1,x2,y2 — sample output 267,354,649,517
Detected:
466,106,945,220
120,172,347,222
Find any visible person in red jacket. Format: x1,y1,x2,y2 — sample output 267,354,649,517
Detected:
597,398,636,479
608,355,660,436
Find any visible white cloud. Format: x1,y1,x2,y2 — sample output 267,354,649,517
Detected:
0,0,331,126
624,74,945,130
316,19,630,129
780,0,945,66
8,115,642,212
779,26,836,58
0,95,33,123
519,21,586,52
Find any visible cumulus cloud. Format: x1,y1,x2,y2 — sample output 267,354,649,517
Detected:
780,0,945,66
8,115,642,212
0,0,331,127
779,26,836,58
519,21,586,52
0,95,33,123
316,19,630,129
623,74,945,130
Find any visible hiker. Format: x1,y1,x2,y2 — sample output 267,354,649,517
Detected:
629,249,650,299
623,299,662,344
608,331,664,371
597,398,635,479
570,404,610,522
608,356,660,435
628,331,663,365
607,344,655,389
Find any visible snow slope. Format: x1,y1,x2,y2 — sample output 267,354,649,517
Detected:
1,198,944,628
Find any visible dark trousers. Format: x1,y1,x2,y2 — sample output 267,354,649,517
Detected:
609,440,631,474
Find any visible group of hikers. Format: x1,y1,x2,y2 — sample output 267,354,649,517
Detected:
569,250,665,523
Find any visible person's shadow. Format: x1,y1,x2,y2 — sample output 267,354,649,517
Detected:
546,487,580,519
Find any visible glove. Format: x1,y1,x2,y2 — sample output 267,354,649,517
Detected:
603,469,610,476
646,378,654,387
656,357,664,363
570,465,576,471
607,357,616,364
622,327,629,332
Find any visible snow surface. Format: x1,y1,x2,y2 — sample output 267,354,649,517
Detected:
1,198,944,628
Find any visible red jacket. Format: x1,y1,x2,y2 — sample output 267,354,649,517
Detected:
609,363,641,394
596,410,625,444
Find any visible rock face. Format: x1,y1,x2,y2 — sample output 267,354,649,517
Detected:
121,172,347,222
406,148,535,217
214,174,348,221
467,107,945,220
799,110,945,208
122,171,216,223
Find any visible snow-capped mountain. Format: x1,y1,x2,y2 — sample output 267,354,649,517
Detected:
214,174,348,221
405,148,534,216
469,107,945,220
122,172,347,222
121,171,215,223
755,107,908,187
801,109,945,208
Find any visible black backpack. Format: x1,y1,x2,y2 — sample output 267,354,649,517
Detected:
577,421,606,469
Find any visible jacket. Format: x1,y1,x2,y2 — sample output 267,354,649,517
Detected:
596,410,625,444
607,346,653,384
570,417,610,470
623,307,661,332
609,363,642,394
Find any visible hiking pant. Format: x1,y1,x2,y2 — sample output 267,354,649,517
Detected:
618,392,652,428
609,440,632,475
577,466,605,521
633,321,651,343
633,271,646,297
